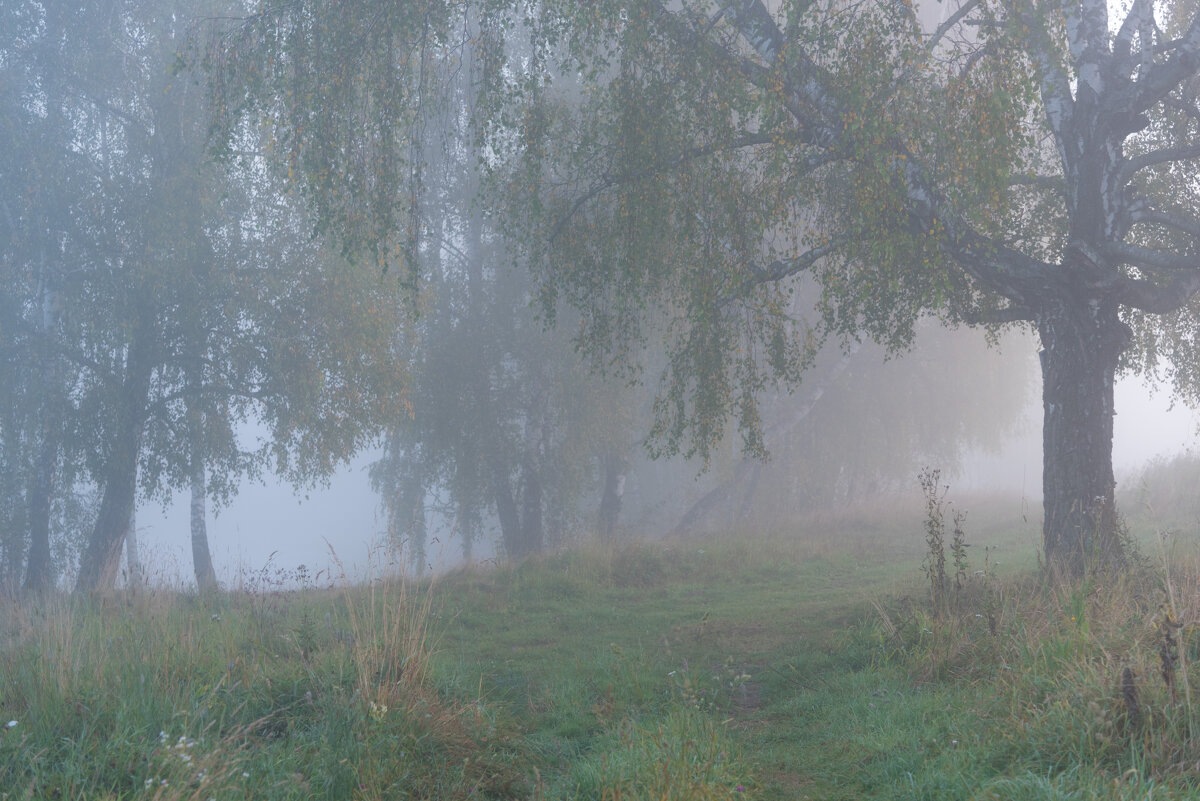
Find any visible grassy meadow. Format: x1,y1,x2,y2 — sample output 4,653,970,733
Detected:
4,490,1200,800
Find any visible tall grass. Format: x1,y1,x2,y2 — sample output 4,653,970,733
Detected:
877,499,1200,793
0,551,526,801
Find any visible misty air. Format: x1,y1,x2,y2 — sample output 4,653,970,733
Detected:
4,0,1200,798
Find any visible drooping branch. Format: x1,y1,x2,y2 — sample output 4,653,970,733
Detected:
717,235,851,309
548,132,791,242
651,0,837,140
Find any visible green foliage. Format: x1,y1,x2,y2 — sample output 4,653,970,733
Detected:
1,0,413,589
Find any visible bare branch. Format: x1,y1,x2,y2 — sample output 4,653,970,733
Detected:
747,236,849,284
1112,0,1151,65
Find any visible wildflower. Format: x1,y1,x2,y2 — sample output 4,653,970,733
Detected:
736,785,745,792
5,720,15,729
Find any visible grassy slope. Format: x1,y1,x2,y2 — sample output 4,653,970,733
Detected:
3,497,1200,799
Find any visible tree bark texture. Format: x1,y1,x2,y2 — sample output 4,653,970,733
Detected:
1037,294,1131,576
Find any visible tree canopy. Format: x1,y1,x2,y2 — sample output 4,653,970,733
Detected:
0,0,412,593
215,0,1200,574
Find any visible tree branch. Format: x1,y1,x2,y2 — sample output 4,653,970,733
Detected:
1103,240,1200,272
960,303,1037,325
1120,142,1200,184
1008,172,1067,197
1109,9,1200,115
731,234,850,297
549,132,791,242
1115,270,1200,313
1127,207,1200,241
1012,0,1074,148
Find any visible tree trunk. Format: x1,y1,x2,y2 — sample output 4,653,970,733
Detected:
74,338,153,595
1037,294,1130,577
189,447,218,593
24,254,61,594
490,458,522,558
23,430,56,593
187,366,219,593
597,452,625,542
124,507,142,584
519,455,543,558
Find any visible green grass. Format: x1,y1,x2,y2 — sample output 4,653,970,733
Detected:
5,495,1200,799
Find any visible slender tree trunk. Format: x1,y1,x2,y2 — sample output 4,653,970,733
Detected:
405,472,427,570
671,343,861,535
124,507,141,584
187,364,219,592
23,433,56,594
24,258,61,594
1037,294,1130,577
520,455,543,558
460,506,475,562
597,452,625,542
74,337,154,595
189,448,218,593
491,460,522,559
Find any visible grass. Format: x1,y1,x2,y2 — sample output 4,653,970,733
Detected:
4,492,1200,799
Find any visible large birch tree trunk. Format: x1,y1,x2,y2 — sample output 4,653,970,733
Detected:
1037,294,1131,576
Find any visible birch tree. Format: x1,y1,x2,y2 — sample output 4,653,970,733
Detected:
215,0,1200,576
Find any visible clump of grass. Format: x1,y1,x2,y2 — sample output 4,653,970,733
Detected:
883,514,1200,788
331,549,434,713
570,708,750,800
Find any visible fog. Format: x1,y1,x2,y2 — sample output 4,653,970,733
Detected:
6,0,1200,594
128,364,1199,588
